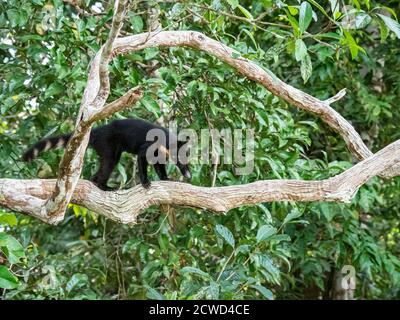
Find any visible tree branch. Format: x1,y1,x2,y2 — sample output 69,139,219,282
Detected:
86,86,143,125
4,29,399,224
2,138,400,225
44,0,129,223
107,31,398,178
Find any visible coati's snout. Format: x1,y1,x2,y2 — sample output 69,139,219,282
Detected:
178,163,191,179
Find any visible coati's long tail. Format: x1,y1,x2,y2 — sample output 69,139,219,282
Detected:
22,134,72,162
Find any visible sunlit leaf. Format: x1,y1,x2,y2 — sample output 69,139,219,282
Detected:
215,224,235,248
251,285,274,300
0,266,19,289
181,267,210,279
300,53,312,83
256,225,277,243
0,233,25,264
295,39,307,61
299,2,313,34
377,14,400,39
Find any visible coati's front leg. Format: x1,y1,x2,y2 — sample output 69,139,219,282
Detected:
92,149,121,191
138,145,151,189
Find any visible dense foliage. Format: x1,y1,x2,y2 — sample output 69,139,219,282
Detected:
0,0,399,299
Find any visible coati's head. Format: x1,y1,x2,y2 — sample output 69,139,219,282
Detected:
157,139,191,180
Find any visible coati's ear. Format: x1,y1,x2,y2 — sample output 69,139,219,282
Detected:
159,145,170,157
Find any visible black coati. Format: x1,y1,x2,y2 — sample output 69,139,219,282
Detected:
23,118,191,190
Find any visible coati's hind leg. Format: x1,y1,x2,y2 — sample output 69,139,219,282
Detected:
137,145,151,189
92,148,122,191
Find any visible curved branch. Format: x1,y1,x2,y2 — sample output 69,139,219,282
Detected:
97,0,126,100
105,31,397,178
11,29,399,223
2,139,400,225
44,0,128,222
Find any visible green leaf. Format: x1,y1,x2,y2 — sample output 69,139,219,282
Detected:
329,0,340,18
355,13,371,29
187,80,198,96
258,204,272,224
377,14,400,39
299,2,313,34
235,244,251,255
287,6,299,16
0,233,25,264
0,266,19,289
0,212,17,226
378,18,389,42
181,266,210,279
215,224,235,248
257,254,281,283
130,15,143,33
380,6,398,20
344,30,359,59
144,48,159,60
319,203,336,222
295,39,307,61
242,29,258,49
283,208,303,225
254,110,268,127
45,82,64,98
227,0,239,9
251,285,274,300
6,9,20,28
122,239,141,254
117,163,128,186
307,0,330,20
256,225,277,243
285,10,300,37
145,286,165,300
231,52,241,59
66,273,88,293
141,96,160,117
300,53,312,83
237,4,253,20
208,281,220,299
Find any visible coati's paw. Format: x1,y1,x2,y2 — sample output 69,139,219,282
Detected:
93,181,113,191
141,180,151,189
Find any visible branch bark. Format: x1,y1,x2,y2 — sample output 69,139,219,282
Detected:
3,26,399,224
2,138,400,225
106,31,398,178
43,0,130,224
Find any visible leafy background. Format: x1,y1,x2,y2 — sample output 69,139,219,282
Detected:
0,0,399,299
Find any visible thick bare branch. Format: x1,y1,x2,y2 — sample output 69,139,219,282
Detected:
2,139,400,225
325,88,347,104
86,87,143,125
97,0,126,100
8,30,399,224
44,0,128,223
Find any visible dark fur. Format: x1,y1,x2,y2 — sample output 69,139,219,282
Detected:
23,119,191,190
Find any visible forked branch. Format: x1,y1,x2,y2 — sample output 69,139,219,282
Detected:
1,8,399,224
1,138,400,225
